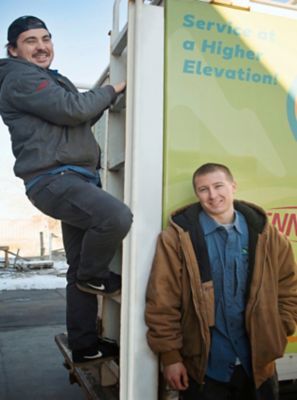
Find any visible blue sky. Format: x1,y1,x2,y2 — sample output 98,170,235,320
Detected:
0,1,126,218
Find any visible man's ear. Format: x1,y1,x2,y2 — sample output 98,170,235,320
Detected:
232,180,237,192
7,45,17,57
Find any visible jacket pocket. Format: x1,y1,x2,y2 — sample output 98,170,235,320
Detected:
181,306,203,357
55,126,98,166
251,303,288,366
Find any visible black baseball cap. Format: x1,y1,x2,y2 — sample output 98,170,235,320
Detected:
7,16,50,44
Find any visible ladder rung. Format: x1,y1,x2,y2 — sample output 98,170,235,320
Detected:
111,23,128,56
108,158,125,172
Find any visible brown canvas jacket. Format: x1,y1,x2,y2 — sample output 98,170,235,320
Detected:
145,200,297,388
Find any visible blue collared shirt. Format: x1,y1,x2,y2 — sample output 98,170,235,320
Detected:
199,210,252,382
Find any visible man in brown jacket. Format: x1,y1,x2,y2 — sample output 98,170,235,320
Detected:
145,163,297,400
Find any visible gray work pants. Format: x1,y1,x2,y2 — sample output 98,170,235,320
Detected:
27,171,133,349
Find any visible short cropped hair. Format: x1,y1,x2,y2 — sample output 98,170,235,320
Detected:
192,163,234,191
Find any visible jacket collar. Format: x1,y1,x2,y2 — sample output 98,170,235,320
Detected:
170,200,267,236
170,200,267,285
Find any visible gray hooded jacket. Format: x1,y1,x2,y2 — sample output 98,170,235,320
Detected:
0,58,117,181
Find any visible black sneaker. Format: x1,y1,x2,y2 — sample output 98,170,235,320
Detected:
72,337,119,365
97,336,119,358
76,272,121,296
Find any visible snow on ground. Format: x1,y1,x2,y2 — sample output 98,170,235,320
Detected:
0,259,68,291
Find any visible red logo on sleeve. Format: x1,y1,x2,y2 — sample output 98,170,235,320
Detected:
36,80,49,92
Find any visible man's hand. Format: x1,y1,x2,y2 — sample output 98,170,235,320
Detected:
163,362,189,391
113,81,126,94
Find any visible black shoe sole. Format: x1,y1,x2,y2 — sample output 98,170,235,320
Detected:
76,282,121,297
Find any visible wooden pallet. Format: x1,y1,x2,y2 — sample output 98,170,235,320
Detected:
55,333,119,400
